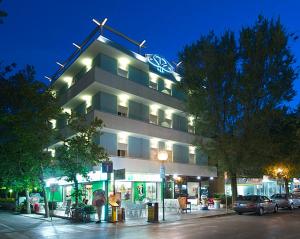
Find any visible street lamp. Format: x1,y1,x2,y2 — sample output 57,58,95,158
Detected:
158,150,168,221
276,168,284,194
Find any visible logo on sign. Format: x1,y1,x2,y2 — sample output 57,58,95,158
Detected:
147,54,174,74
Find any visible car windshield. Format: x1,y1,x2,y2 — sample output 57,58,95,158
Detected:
237,196,259,201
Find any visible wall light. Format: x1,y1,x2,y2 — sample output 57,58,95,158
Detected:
150,138,159,148
165,109,174,119
81,58,92,71
118,57,130,70
150,104,160,115
81,95,92,108
118,94,129,107
164,79,172,89
118,132,129,144
63,108,71,115
63,76,73,88
149,72,158,83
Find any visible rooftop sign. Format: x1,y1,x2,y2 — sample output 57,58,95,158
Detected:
147,54,174,74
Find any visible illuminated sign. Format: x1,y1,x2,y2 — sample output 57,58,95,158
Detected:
147,54,174,74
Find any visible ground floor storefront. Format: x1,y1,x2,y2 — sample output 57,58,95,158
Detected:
225,176,300,197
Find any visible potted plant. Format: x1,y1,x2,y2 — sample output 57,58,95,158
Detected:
84,205,96,222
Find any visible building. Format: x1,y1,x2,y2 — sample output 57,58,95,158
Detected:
46,20,217,219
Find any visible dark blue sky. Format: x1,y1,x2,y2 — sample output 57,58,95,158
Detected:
1,0,299,108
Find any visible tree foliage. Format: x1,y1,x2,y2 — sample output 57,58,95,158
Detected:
0,65,60,213
56,113,109,206
179,16,297,200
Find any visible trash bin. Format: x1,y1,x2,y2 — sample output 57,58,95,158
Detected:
147,202,158,222
108,204,119,223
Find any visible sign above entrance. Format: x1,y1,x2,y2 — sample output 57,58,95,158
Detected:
114,169,126,180
147,54,174,74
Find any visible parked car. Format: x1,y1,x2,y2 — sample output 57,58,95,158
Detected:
233,195,278,216
270,193,300,209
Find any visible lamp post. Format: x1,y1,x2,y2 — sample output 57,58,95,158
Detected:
276,168,283,194
158,150,168,221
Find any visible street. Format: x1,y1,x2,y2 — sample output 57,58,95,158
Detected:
1,209,300,239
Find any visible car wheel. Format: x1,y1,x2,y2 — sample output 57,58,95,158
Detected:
274,205,278,213
289,204,294,210
258,207,264,216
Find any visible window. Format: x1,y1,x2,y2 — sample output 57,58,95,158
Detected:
188,125,195,134
149,114,158,124
189,153,195,164
118,105,128,117
150,148,158,160
117,143,127,157
117,67,128,78
149,81,158,90
161,118,172,128
118,149,127,157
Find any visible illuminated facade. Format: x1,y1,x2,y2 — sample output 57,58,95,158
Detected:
48,31,217,219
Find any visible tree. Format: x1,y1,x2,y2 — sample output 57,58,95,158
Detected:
265,107,300,194
56,113,109,207
0,65,60,215
179,16,297,202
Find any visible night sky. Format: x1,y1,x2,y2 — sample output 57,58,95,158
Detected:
1,0,299,108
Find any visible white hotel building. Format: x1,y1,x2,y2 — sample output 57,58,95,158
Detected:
47,22,217,217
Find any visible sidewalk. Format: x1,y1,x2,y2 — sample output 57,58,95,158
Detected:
21,208,235,227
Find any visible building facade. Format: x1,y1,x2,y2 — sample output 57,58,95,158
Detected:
47,33,217,219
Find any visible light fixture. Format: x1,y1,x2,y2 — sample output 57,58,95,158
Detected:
158,150,168,161
165,109,174,119
63,76,73,88
56,62,64,68
197,176,201,180
189,146,196,154
150,138,159,148
150,104,160,115
149,72,158,83
165,141,173,151
118,132,129,144
62,108,71,115
210,177,214,180
188,115,195,125
173,174,178,180
118,57,130,70
118,94,129,107
72,42,81,49
9,189,13,193
44,76,52,81
49,119,56,129
164,79,172,89
81,95,92,108
139,40,146,47
81,58,92,71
